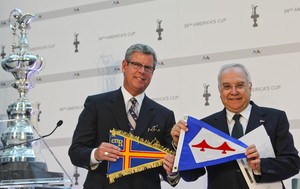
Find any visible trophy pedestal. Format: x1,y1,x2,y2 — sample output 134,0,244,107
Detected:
0,162,63,180
0,136,72,189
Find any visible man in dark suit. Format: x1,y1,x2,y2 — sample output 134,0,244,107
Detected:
69,44,179,189
171,63,300,189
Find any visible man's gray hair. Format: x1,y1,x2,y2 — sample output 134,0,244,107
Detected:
125,43,157,66
217,63,252,87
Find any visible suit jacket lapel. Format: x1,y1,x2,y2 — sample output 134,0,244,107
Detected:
217,109,231,135
133,96,154,136
246,101,266,134
205,109,230,135
207,102,266,137
108,88,130,132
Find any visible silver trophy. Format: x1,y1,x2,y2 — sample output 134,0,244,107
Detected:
0,9,72,188
1,8,44,163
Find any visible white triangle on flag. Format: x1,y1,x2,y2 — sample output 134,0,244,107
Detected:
189,127,246,163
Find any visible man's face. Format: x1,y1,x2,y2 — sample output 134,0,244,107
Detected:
122,51,155,96
219,67,252,113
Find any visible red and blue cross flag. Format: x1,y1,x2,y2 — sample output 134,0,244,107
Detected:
107,129,174,183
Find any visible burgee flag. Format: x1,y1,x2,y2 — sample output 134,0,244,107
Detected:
173,115,248,172
107,129,175,183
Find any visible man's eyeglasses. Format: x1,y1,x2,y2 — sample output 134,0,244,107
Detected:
128,61,155,73
220,82,250,91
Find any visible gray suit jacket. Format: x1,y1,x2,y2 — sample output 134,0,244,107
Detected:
69,88,176,189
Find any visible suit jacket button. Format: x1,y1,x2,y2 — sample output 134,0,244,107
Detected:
236,169,241,173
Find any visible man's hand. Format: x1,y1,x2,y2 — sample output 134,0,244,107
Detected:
163,153,176,175
94,142,121,162
170,120,188,148
245,144,261,173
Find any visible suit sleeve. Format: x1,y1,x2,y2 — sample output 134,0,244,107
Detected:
180,167,206,182
68,96,98,170
158,110,181,187
257,110,300,182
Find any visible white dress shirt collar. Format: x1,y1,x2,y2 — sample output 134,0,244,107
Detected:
121,86,145,110
226,103,252,122
226,103,252,135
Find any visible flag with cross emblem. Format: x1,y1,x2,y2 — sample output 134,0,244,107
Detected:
107,129,175,183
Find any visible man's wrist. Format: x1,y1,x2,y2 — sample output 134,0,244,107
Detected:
168,172,178,176
172,140,177,150
91,148,102,164
167,172,180,185
253,169,261,175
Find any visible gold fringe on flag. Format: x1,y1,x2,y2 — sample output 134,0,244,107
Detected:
108,159,164,183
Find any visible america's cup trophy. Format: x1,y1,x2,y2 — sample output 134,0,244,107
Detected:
0,9,62,181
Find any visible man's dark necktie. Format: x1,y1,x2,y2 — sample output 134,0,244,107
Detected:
128,98,138,133
232,114,243,139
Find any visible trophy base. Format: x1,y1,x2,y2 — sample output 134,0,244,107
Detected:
0,161,63,180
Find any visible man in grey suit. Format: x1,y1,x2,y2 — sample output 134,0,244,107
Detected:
171,63,300,189
69,44,179,189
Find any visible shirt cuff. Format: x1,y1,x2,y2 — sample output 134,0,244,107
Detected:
253,169,261,175
167,172,180,185
90,148,101,170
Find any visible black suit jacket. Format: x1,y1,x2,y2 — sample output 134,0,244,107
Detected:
69,88,176,189
181,101,300,189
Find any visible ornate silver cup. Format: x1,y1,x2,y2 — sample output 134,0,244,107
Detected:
1,8,44,163
0,9,72,188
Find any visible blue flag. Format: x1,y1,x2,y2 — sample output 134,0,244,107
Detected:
107,129,175,183
173,115,248,172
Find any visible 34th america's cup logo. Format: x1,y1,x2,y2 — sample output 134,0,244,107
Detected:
251,5,259,27
156,19,163,40
1,45,6,59
73,32,80,53
203,84,211,106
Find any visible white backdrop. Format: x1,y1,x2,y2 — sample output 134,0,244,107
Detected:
1,1,300,189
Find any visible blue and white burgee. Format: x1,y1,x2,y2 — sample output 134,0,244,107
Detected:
173,115,248,172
